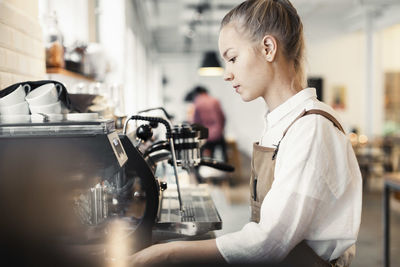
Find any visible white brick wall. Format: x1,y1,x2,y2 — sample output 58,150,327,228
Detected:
0,0,45,90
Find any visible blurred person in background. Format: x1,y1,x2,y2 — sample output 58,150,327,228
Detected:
190,85,227,162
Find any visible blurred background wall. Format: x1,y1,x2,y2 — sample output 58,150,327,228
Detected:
0,0,44,88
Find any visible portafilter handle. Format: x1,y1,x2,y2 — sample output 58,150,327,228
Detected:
199,158,235,172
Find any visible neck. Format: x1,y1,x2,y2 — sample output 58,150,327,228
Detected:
263,60,303,111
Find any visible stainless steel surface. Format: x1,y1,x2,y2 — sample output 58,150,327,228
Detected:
0,119,115,137
154,184,222,236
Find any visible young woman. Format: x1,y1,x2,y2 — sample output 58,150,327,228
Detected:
130,0,362,266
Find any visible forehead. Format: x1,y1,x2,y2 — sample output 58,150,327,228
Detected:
219,24,241,48
219,23,255,54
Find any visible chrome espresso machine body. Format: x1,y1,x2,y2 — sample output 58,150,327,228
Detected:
0,119,159,265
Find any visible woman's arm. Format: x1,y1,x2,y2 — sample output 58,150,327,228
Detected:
128,238,225,266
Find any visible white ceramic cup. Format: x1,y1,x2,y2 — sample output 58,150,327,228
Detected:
0,84,29,107
25,83,62,106
29,101,62,114
0,101,30,115
0,115,31,124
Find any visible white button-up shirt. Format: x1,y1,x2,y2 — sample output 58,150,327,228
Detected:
216,88,362,265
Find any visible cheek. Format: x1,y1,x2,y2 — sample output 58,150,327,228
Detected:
244,56,266,77
253,57,267,72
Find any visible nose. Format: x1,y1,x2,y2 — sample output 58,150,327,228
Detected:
224,68,233,81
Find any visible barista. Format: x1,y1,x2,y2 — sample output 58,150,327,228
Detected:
129,0,362,266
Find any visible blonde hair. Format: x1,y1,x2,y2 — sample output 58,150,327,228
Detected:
221,0,306,88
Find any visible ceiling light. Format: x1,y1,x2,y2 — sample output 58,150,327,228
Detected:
198,51,224,76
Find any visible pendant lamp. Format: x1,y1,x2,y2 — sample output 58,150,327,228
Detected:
198,51,224,76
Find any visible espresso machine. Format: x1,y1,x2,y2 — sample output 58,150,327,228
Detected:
0,109,233,265
0,118,159,265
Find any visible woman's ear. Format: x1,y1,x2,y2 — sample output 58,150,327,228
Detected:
262,35,277,62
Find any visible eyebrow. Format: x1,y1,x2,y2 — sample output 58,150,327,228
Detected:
222,48,233,59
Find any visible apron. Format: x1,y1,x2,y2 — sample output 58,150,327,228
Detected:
250,109,346,267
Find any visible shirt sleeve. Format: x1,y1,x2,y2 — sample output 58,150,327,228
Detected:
216,115,338,263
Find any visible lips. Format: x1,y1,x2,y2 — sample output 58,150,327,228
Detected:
233,85,240,93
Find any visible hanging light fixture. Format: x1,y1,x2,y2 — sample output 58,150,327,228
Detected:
198,51,224,76
194,1,223,76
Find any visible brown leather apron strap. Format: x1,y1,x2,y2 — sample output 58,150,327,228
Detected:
282,109,345,139
272,109,345,161
304,109,345,134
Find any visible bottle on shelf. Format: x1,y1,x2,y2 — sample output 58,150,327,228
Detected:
42,11,65,68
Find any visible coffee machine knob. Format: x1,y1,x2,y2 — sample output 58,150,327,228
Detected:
159,181,167,191
136,124,153,141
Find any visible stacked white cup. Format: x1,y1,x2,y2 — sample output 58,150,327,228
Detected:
25,83,63,116
0,84,31,123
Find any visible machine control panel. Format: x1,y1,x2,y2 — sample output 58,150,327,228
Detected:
107,131,128,167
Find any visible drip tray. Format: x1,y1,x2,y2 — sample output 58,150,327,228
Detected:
154,184,222,236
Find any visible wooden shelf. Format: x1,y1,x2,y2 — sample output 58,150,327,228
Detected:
46,68,95,82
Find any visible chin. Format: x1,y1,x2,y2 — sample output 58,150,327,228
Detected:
240,94,256,102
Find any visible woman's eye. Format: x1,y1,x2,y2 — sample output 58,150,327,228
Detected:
229,57,236,63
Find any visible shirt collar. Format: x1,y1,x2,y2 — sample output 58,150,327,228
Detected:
265,88,317,127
